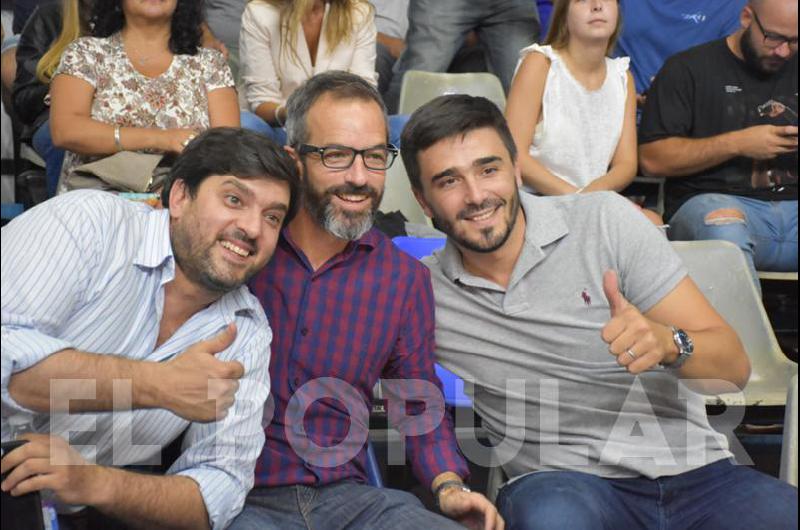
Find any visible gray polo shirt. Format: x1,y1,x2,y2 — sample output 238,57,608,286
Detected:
424,192,732,480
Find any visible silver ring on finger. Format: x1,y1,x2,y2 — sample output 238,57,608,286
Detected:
626,348,637,361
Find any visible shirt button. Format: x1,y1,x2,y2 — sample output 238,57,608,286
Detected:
300,328,309,336
293,377,301,387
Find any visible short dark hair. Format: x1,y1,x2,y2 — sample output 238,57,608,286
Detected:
161,128,301,223
91,0,203,55
285,70,389,147
400,95,518,192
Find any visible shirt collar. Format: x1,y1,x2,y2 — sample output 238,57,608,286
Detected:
438,193,570,288
133,208,174,269
134,208,258,319
280,225,381,262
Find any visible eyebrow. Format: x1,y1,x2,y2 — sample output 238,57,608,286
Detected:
323,143,390,150
430,156,504,184
224,178,289,211
265,202,289,213
223,178,255,199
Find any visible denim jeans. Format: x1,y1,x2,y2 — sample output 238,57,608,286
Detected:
668,194,798,288
240,110,288,146
31,120,65,198
496,459,798,530
228,482,464,530
384,0,540,112
241,111,410,148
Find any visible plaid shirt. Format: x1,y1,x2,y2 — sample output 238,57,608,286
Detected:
249,227,469,489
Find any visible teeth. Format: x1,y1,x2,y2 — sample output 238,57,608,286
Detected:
467,209,496,221
220,241,249,257
338,194,368,203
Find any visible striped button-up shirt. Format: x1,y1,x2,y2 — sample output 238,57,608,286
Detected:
1,191,272,529
249,228,469,490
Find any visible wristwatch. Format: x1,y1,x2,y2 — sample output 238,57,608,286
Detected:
434,480,471,509
661,326,694,369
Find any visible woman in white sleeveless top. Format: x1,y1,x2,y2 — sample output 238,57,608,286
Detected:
506,0,662,224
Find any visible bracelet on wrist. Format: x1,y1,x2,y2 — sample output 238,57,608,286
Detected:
275,105,286,128
114,126,123,152
433,479,471,509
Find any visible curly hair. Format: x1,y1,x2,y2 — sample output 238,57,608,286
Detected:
90,0,204,55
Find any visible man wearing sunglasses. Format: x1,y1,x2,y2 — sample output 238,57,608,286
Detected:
639,0,798,288
231,71,503,530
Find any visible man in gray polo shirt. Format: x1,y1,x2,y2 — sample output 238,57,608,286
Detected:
399,95,798,529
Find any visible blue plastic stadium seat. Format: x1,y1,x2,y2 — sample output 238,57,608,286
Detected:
1,203,24,220
391,236,446,260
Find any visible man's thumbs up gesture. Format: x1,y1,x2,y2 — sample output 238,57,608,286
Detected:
601,271,677,374
158,323,246,422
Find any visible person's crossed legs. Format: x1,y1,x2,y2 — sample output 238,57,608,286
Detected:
668,193,798,289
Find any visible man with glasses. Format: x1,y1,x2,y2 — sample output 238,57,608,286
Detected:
230,71,503,530
639,0,798,288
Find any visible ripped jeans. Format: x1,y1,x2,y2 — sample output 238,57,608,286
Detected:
668,194,798,288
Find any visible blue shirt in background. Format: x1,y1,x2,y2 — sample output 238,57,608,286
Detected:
615,0,745,95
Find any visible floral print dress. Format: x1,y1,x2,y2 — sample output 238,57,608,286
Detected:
54,33,235,183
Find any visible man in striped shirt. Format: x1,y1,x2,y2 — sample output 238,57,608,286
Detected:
1,128,299,529
234,72,503,529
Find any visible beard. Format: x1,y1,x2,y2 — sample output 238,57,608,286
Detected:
741,27,788,75
171,221,260,295
431,191,521,254
302,172,383,241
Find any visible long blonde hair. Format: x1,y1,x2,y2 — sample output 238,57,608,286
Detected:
545,0,622,55
253,0,372,64
36,0,89,83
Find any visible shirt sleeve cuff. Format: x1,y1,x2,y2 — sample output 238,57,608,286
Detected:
408,434,471,489
176,467,245,530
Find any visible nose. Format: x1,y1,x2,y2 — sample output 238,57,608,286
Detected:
344,154,372,187
773,41,793,58
590,0,603,11
237,207,263,241
463,177,488,206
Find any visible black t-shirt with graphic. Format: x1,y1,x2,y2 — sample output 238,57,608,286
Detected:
640,38,798,220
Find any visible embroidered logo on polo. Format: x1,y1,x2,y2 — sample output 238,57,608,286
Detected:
725,85,743,94
581,289,592,306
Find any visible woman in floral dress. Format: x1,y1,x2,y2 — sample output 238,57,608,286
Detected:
49,0,240,192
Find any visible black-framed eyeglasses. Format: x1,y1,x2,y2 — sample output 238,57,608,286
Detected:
298,144,399,171
751,10,799,49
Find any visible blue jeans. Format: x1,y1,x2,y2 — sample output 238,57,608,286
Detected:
228,482,464,530
241,111,410,148
384,0,540,112
240,111,288,145
31,120,65,198
497,459,798,530
668,194,798,287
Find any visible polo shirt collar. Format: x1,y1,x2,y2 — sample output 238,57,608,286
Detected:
439,193,570,289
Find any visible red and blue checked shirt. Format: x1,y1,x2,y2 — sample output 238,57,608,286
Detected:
248,227,469,489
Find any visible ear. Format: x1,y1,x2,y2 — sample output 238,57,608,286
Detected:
741,4,752,29
168,178,190,217
284,145,305,180
412,187,434,219
513,158,523,189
